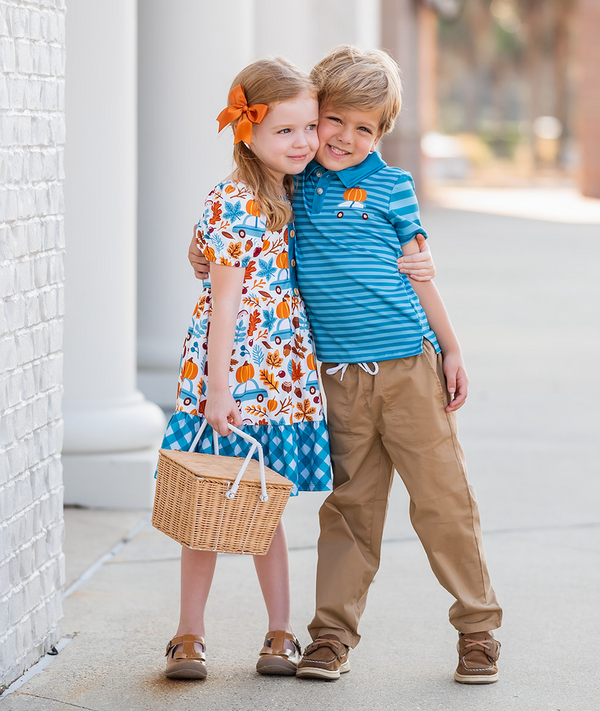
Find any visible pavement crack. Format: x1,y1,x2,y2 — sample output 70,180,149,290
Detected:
380,520,600,547
13,693,99,710
107,557,180,565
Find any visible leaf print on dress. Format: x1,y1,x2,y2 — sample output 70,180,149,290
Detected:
227,241,243,260
223,199,244,223
210,201,222,225
251,344,265,367
266,350,284,368
259,369,279,392
234,320,246,344
295,398,316,422
257,258,277,281
211,232,225,255
291,360,304,382
263,308,276,333
248,310,261,337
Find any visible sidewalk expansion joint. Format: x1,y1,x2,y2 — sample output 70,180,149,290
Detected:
6,692,98,710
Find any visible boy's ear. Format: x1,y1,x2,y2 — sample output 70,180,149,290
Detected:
370,135,382,153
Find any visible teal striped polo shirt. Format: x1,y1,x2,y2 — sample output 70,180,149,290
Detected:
292,152,439,363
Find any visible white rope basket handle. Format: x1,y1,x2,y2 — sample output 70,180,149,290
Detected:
189,419,269,503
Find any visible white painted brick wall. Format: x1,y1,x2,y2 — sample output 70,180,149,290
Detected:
0,0,66,689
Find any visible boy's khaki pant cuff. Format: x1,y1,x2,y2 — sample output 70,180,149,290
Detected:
309,627,358,649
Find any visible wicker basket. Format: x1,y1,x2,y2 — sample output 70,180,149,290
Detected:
152,423,293,555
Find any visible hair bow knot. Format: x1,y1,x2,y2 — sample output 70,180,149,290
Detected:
216,84,268,145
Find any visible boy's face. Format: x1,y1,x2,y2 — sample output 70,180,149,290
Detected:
315,104,382,172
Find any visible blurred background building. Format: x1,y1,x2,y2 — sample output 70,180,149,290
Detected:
429,0,578,185
1,0,599,689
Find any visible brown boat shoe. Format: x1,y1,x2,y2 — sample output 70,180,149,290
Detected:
165,634,207,680
256,630,303,676
296,635,350,680
454,631,500,684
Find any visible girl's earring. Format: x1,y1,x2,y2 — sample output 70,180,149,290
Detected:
243,141,250,149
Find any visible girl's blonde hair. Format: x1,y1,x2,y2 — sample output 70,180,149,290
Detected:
310,45,402,136
227,58,315,232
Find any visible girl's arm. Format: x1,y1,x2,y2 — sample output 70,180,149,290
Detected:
401,238,468,413
205,263,245,435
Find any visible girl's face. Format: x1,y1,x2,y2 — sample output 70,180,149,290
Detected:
250,92,319,185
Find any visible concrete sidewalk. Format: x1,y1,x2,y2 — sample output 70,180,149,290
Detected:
3,199,600,710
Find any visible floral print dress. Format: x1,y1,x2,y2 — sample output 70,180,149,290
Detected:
161,181,331,495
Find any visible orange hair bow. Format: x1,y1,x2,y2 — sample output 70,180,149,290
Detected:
216,84,268,145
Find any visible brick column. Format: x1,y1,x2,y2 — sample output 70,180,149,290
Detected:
62,0,165,508
576,0,600,198
0,0,65,687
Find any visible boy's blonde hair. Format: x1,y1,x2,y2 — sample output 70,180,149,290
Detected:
228,58,316,232
310,45,402,136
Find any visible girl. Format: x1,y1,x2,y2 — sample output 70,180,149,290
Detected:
160,58,331,679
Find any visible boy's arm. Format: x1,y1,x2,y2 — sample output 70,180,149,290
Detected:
401,238,468,413
189,227,211,279
188,230,435,282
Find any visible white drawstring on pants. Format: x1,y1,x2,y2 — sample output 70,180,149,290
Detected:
325,362,380,381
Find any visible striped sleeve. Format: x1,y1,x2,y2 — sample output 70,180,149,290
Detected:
387,173,428,245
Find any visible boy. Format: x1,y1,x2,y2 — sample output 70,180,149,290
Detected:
189,47,502,684
293,46,501,684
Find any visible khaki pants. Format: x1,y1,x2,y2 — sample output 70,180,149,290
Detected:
309,340,502,648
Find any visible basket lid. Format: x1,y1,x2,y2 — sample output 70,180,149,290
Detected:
158,449,294,488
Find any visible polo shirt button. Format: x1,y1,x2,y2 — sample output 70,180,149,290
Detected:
294,288,300,296
316,188,323,195
316,171,322,177
291,259,296,267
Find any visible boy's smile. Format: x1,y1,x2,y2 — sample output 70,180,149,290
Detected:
315,105,382,172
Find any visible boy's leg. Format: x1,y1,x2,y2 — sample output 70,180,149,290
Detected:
379,340,502,633
307,363,395,649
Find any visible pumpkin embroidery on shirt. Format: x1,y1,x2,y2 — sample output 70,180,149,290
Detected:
337,186,369,220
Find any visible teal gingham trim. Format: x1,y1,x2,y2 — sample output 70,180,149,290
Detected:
160,412,332,496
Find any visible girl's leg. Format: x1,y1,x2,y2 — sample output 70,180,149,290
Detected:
166,547,216,678
253,521,293,634
176,547,218,638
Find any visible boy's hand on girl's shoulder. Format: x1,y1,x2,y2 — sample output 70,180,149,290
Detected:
189,229,211,280
397,233,436,282
443,351,468,412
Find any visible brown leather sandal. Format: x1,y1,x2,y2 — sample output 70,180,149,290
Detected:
256,630,302,676
165,634,207,679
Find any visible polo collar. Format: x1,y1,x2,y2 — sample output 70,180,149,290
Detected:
306,151,387,187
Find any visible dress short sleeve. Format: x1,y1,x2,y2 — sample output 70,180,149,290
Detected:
387,173,428,246
196,182,266,267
